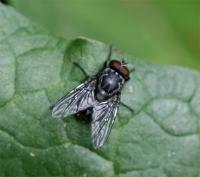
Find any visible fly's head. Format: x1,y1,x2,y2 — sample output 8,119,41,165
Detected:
95,60,130,101
109,60,130,81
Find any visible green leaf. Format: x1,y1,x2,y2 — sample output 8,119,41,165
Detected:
0,3,199,177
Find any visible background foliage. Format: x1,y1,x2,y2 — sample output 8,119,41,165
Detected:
10,0,200,71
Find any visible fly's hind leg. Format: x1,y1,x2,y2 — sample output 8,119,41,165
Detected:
120,102,134,113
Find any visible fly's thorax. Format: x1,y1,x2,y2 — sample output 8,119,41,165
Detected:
95,68,125,101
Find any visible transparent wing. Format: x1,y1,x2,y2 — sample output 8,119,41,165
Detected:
51,79,95,118
91,95,120,148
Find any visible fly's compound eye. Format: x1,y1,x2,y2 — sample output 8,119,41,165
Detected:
119,65,129,81
109,60,130,81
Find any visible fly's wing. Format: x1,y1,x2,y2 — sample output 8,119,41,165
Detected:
91,95,120,148
51,79,95,118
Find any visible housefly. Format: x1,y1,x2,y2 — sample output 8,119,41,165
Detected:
51,46,134,148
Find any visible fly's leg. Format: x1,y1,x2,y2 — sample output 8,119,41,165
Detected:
120,102,134,113
105,45,112,67
129,67,136,73
0,0,9,5
107,45,112,61
76,109,92,123
73,62,89,79
74,45,112,76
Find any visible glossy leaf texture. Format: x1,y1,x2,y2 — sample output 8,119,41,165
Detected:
0,4,199,177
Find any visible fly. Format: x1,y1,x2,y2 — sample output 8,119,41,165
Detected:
51,46,134,148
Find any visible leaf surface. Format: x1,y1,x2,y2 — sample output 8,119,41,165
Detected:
0,4,199,177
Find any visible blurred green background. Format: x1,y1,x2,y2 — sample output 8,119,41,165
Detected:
9,0,200,71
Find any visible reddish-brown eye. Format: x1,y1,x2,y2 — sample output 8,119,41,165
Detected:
109,60,130,80
109,60,121,70
119,65,129,80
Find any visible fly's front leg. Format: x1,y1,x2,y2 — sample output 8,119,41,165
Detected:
73,62,89,79
129,67,136,73
104,45,113,67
